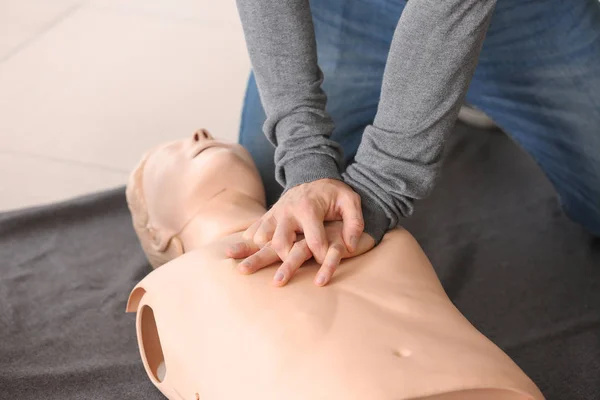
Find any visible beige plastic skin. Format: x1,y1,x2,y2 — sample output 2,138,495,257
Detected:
125,131,545,400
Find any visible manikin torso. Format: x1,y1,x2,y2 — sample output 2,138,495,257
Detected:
125,132,544,400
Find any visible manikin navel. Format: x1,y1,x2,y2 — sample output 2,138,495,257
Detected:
125,130,544,400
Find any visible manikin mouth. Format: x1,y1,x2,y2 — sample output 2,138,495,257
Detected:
192,143,220,158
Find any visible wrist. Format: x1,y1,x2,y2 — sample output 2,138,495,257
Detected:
282,153,342,190
349,185,389,244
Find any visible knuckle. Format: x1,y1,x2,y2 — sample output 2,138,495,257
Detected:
266,222,277,234
246,250,261,262
299,243,313,259
298,200,313,214
257,229,274,243
253,254,268,267
271,237,284,252
292,238,305,251
331,243,345,253
348,192,362,208
307,237,324,250
321,263,337,275
242,228,255,240
252,250,266,261
254,235,267,246
272,244,285,256
275,249,289,261
275,235,293,252
351,218,365,230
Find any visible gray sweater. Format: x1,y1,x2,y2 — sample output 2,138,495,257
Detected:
236,0,496,242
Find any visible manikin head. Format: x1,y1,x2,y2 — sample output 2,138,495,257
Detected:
126,129,266,268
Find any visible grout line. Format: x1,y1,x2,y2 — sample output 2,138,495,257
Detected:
0,1,87,65
86,2,242,29
0,149,130,174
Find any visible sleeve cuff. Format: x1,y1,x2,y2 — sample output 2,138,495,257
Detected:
282,153,342,189
351,185,390,244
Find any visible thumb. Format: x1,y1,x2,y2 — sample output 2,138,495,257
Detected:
339,193,364,253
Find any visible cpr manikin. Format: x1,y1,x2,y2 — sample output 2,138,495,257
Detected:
125,130,544,400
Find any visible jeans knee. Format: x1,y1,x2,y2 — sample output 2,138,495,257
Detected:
560,190,600,237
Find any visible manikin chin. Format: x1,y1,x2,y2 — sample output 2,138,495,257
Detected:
125,129,544,400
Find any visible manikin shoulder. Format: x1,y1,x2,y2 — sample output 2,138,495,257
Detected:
127,227,544,400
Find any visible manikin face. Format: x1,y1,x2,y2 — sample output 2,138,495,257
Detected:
142,130,265,241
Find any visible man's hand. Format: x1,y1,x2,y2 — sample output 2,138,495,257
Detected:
243,179,365,264
227,222,375,286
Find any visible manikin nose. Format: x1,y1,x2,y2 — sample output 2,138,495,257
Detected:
193,129,213,142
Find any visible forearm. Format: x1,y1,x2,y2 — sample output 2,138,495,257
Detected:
344,0,497,242
236,0,343,189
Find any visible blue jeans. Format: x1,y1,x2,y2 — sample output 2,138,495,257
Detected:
239,0,600,237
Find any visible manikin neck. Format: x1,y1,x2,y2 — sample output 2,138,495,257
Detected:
177,188,266,251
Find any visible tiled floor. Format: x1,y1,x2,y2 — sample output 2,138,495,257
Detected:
0,0,250,211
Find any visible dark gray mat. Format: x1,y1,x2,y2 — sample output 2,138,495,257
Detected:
1,124,599,399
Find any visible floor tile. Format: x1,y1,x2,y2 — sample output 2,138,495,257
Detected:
0,152,128,211
0,0,82,62
0,6,250,173
88,0,240,25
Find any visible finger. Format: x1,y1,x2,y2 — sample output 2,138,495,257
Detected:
238,244,279,274
243,219,262,240
300,215,328,264
314,242,344,286
271,217,297,260
253,215,277,247
339,193,364,253
272,240,313,287
226,241,259,259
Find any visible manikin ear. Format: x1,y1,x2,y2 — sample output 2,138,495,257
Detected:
150,229,184,258
139,225,184,269
166,235,184,257
148,225,184,254
144,224,184,268
147,225,166,252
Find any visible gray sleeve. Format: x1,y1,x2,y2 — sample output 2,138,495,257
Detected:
343,0,497,242
235,0,344,189
236,0,496,243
